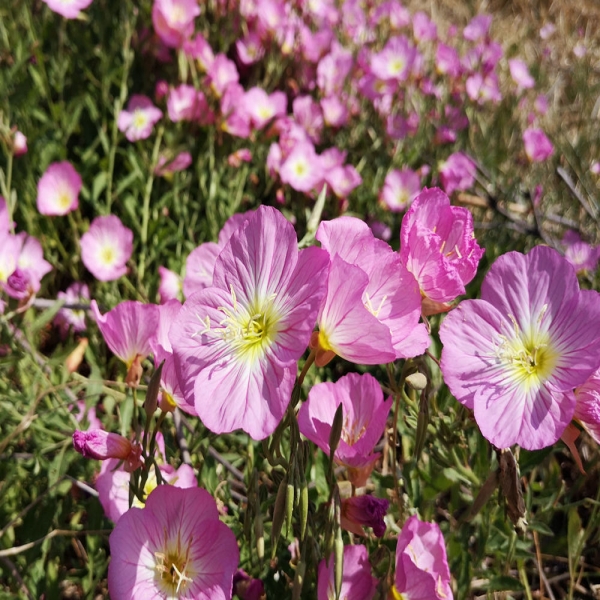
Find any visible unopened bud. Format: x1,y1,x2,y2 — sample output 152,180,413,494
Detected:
334,529,344,600
405,371,427,391
286,481,295,536
143,360,164,417
254,510,264,562
329,403,344,461
66,338,88,373
299,478,309,541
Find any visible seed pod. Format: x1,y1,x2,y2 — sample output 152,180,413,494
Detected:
329,403,344,461
255,510,264,562
334,528,344,600
299,476,309,541
271,476,288,559
286,480,295,536
143,360,164,418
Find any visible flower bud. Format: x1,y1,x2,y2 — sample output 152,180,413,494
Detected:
340,495,389,538
72,429,142,472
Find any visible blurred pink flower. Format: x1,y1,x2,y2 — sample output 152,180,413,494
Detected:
380,168,421,212
439,152,476,195
413,11,437,41
574,365,600,445
36,161,81,216
293,96,324,144
235,32,265,65
436,43,461,78
317,545,377,600
370,35,416,82
80,215,133,281
55,282,90,336
298,372,391,487
591,161,600,175
244,88,287,130
227,148,252,168
158,266,182,303
73,429,142,472
42,0,93,19
279,141,324,193
562,230,600,274
463,14,492,41
523,127,554,162
321,95,349,128
341,495,389,537
155,151,192,176
167,85,205,122
0,197,11,232
400,187,484,315
540,23,556,39
207,54,239,97
466,71,502,104
184,33,215,71
509,58,535,92
326,164,362,198
13,130,27,156
152,0,200,48
440,247,600,450
170,206,329,439
394,515,453,600
117,95,163,141
108,486,238,598
220,83,251,138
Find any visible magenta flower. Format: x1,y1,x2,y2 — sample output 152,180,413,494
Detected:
394,515,453,600
317,545,377,600
55,282,90,336
36,161,81,216
167,85,204,122
243,87,287,130
341,495,389,538
170,206,329,440
463,14,492,41
117,95,163,142
14,233,52,294
42,0,93,19
438,152,477,196
158,266,182,303
207,54,239,97
155,152,192,177
80,215,133,281
279,141,325,194
73,429,142,472
91,300,159,385
13,130,27,156
440,246,600,450
108,486,238,598
298,373,391,487
370,35,416,82
574,366,600,445
400,187,484,315
152,0,200,48
523,127,554,162
562,230,600,274
380,168,421,212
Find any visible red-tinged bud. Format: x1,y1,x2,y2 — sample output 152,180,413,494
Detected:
341,495,389,538
72,429,143,472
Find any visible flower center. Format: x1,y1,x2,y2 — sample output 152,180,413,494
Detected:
154,549,194,595
341,415,368,446
57,188,72,210
132,109,148,130
99,245,116,266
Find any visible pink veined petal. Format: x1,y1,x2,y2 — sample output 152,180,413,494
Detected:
317,545,377,600
319,256,395,365
316,216,376,264
183,242,222,297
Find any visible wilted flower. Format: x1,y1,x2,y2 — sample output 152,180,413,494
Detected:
393,515,453,600
108,486,238,598
117,95,163,142
440,246,600,450
36,161,81,216
80,215,133,281
341,495,389,537
317,545,377,600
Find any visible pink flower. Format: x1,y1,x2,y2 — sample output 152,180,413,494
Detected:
37,161,81,216
91,300,159,385
207,54,239,97
117,95,162,142
170,206,329,439
184,33,214,71
523,127,554,162
73,429,142,472
509,58,535,92
108,486,238,598
42,0,93,19
279,141,325,194
326,164,362,198
158,266,182,303
394,515,453,600
80,215,133,281
341,495,389,537
436,43,461,78
562,230,600,273
167,85,204,122
439,152,476,195
293,96,324,144
400,187,484,316
321,95,349,128
440,246,600,450
244,88,287,130
154,151,192,177
152,0,200,48
235,32,265,65
317,545,377,600
298,373,391,487
13,131,27,156
574,366,600,445
0,197,11,232
463,14,492,41
55,282,90,336
316,217,429,361
413,11,437,41
466,72,502,104
370,35,416,82
380,168,421,212
227,149,252,168
220,84,251,138
540,23,556,39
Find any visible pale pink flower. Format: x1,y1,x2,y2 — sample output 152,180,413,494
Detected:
400,187,484,315
562,230,600,273
293,96,324,144
73,429,142,472
317,545,377,600
370,35,416,82
158,266,182,303
220,83,251,138
154,151,192,177
413,11,437,41
117,95,163,142
108,486,238,598
317,44,353,96
573,366,600,445
91,300,159,373
184,33,215,71
341,495,389,538
80,215,133,282
170,206,329,439
316,217,429,360
298,373,391,487
509,58,535,92
13,131,27,156
244,88,287,130
534,94,549,115
152,0,200,48
440,247,600,450
0,197,11,232
591,161,600,175
380,168,421,212
326,164,362,198
227,149,252,168
523,127,554,162
439,152,476,195
279,141,324,193
321,95,349,128
466,71,502,104
36,161,81,216
207,54,239,97
167,85,203,122
436,43,461,78
300,26,334,64
55,282,90,336
573,43,587,58
255,0,286,36
2,233,52,299
463,14,492,41
540,23,556,40
394,515,453,600
0,234,22,288
42,0,93,19
235,32,265,65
